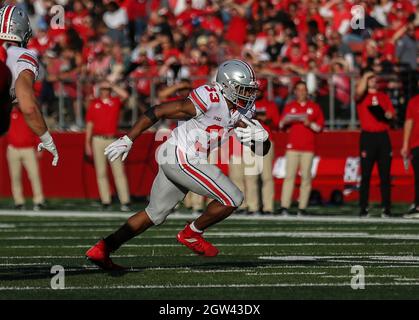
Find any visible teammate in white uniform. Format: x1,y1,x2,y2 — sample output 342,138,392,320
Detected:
0,5,58,165
86,59,271,270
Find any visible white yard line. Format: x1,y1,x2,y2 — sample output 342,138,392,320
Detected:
2,254,418,265
0,224,15,228
246,272,327,276
177,269,254,273
2,282,419,291
3,231,419,241
258,255,419,262
0,210,419,224
321,275,400,278
2,242,418,249
0,262,51,267
4,242,417,249
3,227,419,233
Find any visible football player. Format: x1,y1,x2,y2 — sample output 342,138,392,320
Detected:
0,5,58,165
86,59,271,270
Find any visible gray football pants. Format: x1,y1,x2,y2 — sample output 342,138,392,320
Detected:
145,141,243,225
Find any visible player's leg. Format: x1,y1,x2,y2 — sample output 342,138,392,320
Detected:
171,146,243,256
86,165,187,269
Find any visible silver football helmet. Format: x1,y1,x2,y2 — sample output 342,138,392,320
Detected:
0,5,32,48
216,59,258,112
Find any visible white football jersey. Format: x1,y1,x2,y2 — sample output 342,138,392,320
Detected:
170,84,255,159
6,46,39,102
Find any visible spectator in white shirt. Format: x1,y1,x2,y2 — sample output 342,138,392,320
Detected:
103,1,128,46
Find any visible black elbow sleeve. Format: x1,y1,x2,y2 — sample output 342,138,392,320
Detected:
144,107,159,124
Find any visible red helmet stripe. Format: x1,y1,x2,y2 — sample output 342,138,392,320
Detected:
1,6,13,34
242,60,255,81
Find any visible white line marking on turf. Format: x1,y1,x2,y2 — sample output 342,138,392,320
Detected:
1,210,419,224
320,275,399,278
2,242,419,249
246,272,327,276
0,224,15,229
178,269,254,273
4,254,418,266
4,231,419,241
4,227,419,233
258,255,419,262
0,262,51,267
2,282,419,291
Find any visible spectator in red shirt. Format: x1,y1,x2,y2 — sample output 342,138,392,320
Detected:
224,1,249,51
356,71,395,217
401,93,419,215
278,81,324,216
6,107,45,211
85,81,131,211
28,25,53,56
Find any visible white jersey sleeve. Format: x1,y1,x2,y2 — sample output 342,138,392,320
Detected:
6,47,39,101
187,85,213,117
15,50,39,80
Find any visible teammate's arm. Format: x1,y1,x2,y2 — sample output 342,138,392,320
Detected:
127,98,196,141
15,70,59,166
15,70,47,136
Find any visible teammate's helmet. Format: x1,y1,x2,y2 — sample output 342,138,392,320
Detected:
216,59,258,112
0,5,32,48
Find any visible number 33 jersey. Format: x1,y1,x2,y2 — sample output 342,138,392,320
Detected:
170,84,255,160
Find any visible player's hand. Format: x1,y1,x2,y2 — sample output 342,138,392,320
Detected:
234,117,269,146
38,132,59,166
104,135,133,162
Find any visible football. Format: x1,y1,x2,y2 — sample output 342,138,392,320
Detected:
235,120,248,128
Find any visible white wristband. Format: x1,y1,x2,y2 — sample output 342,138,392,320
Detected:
122,135,133,145
40,131,53,144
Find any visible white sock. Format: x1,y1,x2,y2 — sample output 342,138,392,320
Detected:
190,221,203,233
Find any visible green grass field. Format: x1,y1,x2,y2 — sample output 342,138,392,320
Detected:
0,200,419,300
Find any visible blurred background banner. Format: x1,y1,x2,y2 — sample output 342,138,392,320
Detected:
0,130,413,202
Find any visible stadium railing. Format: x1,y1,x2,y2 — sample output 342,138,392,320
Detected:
45,70,412,132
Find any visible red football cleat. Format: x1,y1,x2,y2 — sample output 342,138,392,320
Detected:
177,224,219,257
85,239,125,271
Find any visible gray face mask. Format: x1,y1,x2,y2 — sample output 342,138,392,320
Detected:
216,59,258,112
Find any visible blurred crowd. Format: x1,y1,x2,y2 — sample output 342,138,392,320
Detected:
8,0,419,129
